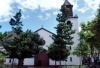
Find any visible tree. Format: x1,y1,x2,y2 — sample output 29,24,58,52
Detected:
73,5,100,67
0,26,10,43
73,22,91,68
3,10,45,67
47,5,75,67
9,9,23,35
86,5,100,67
3,30,45,66
0,26,10,64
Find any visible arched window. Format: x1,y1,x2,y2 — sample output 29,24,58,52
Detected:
67,20,72,28
67,20,71,25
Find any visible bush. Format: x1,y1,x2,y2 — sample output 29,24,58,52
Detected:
0,65,23,68
0,51,6,62
62,65,87,68
0,65,13,68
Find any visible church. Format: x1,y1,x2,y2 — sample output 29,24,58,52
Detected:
5,0,80,67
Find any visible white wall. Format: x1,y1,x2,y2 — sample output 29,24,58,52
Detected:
5,58,18,65
49,55,80,65
37,29,54,50
67,17,80,65
5,58,34,65
24,58,34,65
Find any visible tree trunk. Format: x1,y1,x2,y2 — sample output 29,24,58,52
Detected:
18,59,24,67
11,58,14,66
79,56,82,68
59,55,61,68
91,56,97,68
59,60,61,68
55,60,57,68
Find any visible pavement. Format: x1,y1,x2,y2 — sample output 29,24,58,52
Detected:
87,65,100,68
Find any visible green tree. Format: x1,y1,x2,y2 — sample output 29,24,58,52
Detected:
47,5,75,67
73,5,100,66
9,9,23,35
0,26,10,64
0,26,10,43
73,22,91,68
3,10,45,67
86,5,100,66
3,30,45,67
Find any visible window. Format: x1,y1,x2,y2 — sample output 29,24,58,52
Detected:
69,46,71,50
67,20,71,25
9,59,11,63
70,57,72,62
67,20,72,28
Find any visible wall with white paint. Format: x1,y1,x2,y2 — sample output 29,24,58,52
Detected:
5,58,34,65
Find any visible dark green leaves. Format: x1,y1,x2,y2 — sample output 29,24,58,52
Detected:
47,4,75,62
9,9,23,35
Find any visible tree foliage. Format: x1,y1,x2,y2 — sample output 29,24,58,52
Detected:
3,30,45,59
73,22,90,57
73,5,100,67
9,9,23,35
87,5,100,51
47,5,75,63
2,10,45,66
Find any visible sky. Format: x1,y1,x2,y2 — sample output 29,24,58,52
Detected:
0,0,100,33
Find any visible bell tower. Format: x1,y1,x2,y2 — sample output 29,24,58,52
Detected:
63,0,73,16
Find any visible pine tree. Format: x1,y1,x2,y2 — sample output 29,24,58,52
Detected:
9,9,23,35
47,5,75,67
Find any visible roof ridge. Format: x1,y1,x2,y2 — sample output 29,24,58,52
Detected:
34,28,55,35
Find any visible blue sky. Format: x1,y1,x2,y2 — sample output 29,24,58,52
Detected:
0,0,100,33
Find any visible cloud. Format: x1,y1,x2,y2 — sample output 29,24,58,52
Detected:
52,11,60,15
69,0,79,10
16,0,79,11
38,15,43,19
84,0,100,12
78,0,100,13
37,13,51,20
45,13,51,20
21,14,29,19
0,0,80,22
89,15,95,19
78,7,89,13
15,0,64,11
15,0,39,11
0,0,14,22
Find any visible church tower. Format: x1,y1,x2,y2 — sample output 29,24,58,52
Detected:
63,0,73,16
50,0,79,66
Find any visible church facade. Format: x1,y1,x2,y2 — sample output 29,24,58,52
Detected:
5,0,80,67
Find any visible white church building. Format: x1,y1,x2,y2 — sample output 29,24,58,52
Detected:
5,0,80,67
